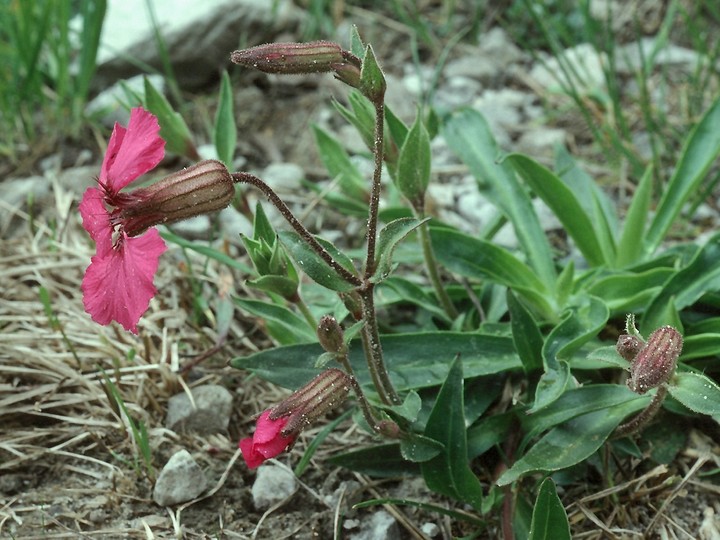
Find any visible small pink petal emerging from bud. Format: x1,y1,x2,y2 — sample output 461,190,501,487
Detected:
239,410,295,469
627,326,683,394
231,41,346,75
317,315,345,354
616,334,644,362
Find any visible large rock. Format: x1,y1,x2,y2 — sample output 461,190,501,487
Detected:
94,0,303,90
165,384,233,434
153,449,208,506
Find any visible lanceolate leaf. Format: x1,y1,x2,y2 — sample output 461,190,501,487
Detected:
397,112,431,206
529,478,571,540
278,230,358,292
507,289,544,372
234,298,315,345
497,398,646,485
507,153,609,267
143,76,195,159
230,332,521,391
645,95,720,255
442,108,556,287
373,217,427,282
617,164,653,266
668,371,720,416
213,70,236,167
421,356,483,510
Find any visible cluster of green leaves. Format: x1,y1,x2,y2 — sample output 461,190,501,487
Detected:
227,59,720,540
0,0,106,160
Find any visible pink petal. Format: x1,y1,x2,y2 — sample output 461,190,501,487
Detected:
79,187,113,256
100,108,165,193
81,228,167,333
239,411,295,469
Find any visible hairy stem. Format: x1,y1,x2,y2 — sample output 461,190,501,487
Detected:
232,172,362,288
363,101,385,278
613,385,668,438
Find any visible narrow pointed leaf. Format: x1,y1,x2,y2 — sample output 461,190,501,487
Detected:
617,165,653,266
143,76,195,158
668,372,720,416
213,70,236,167
373,217,427,282
507,290,544,372
529,478,571,540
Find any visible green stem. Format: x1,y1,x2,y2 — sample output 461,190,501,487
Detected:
417,214,458,319
294,296,317,329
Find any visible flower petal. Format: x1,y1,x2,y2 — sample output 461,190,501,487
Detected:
81,228,166,333
239,410,295,469
101,108,166,192
79,187,113,256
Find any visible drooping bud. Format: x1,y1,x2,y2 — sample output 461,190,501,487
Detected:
331,61,361,89
627,326,683,394
269,368,352,437
377,420,401,438
317,315,345,354
616,334,644,362
118,159,234,236
231,41,346,75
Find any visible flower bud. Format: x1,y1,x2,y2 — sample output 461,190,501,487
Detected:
269,368,351,437
627,326,683,394
377,420,401,438
317,315,345,354
231,41,346,75
118,160,234,236
616,334,644,362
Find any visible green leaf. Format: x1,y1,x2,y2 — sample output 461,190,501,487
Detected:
161,230,253,273
507,153,609,267
278,230,358,292
230,331,521,391
442,108,556,287
507,289,544,372
233,298,315,345
245,275,298,300
359,44,386,102
617,165,653,266
373,217,427,283
378,276,451,322
312,125,368,200
421,356,483,510
400,434,444,462
586,346,630,370
643,234,720,332
645,96,720,255
384,390,422,423
586,267,673,313
530,296,609,412
213,70,236,167
329,443,420,477
143,76,196,159
467,412,515,460
431,226,555,319
498,399,645,485
529,478,571,540
397,111,431,206
668,372,720,416
683,333,720,360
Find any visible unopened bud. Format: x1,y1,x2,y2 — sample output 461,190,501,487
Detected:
627,326,682,394
616,334,644,362
119,159,234,236
231,41,346,75
331,62,361,88
269,368,351,437
377,420,401,438
317,315,345,354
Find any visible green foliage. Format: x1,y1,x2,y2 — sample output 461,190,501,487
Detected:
0,0,106,159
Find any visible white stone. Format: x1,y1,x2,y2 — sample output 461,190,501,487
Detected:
530,43,607,94
262,162,305,193
251,464,297,509
616,38,703,75
153,450,208,506
166,384,234,434
516,127,567,156
348,510,398,540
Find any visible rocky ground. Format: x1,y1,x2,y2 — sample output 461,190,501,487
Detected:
2,0,720,538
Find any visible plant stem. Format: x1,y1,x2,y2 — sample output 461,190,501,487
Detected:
417,214,458,319
294,296,317,329
363,101,385,278
335,353,383,433
359,287,400,405
613,385,667,438
232,172,362,288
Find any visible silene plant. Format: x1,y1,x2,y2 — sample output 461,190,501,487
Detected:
81,31,720,535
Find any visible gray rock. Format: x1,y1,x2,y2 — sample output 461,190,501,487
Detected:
94,0,302,90
166,384,233,434
516,127,566,156
85,74,165,126
434,76,482,109
348,510,399,540
616,38,703,75
262,162,305,193
251,464,297,509
153,449,208,506
530,44,607,94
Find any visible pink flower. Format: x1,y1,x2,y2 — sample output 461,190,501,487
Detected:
80,107,167,333
239,410,297,469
